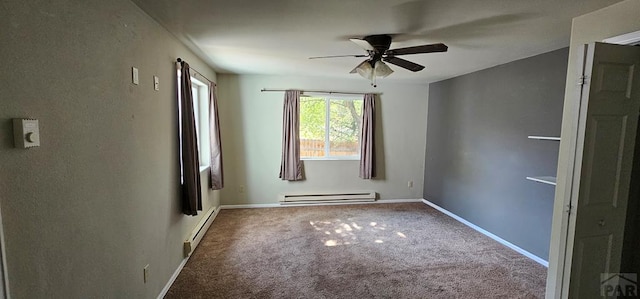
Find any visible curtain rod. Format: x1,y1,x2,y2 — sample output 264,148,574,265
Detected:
261,89,381,96
176,58,216,85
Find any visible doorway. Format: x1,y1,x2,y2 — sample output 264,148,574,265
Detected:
550,35,640,298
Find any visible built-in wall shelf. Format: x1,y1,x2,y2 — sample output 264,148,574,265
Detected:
528,136,561,141
527,134,559,187
526,176,557,186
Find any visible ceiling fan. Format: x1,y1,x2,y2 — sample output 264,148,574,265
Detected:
309,34,448,86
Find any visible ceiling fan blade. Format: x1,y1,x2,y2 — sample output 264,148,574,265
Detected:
383,57,425,72
350,38,375,51
309,54,368,59
386,43,448,56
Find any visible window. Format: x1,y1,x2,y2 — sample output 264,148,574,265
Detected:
191,77,210,169
300,96,363,160
177,70,210,170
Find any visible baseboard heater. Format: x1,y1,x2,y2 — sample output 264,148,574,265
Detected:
183,206,217,258
279,191,376,204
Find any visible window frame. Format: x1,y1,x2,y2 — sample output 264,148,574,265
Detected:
299,95,362,161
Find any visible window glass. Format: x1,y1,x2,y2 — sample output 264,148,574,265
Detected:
329,99,362,157
192,85,200,147
300,97,326,158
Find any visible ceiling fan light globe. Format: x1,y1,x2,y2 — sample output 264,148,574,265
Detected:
355,61,374,80
374,61,394,78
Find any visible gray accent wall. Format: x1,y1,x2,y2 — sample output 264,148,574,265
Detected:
423,48,569,260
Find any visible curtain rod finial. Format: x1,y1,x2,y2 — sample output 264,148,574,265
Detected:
177,58,183,63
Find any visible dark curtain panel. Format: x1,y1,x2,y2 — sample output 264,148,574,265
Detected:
279,90,304,181
178,61,202,215
359,93,376,179
209,82,224,190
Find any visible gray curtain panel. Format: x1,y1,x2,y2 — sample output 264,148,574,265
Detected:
179,61,203,215
359,93,376,179
279,90,305,181
209,82,224,190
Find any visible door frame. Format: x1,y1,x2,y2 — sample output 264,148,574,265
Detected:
0,202,9,299
557,43,591,299
603,30,640,45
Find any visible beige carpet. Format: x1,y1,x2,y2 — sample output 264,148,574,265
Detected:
165,203,546,298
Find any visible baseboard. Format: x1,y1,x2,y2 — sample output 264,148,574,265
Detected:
221,203,281,209
157,205,221,299
376,199,423,204
157,257,188,299
221,198,423,209
421,199,549,267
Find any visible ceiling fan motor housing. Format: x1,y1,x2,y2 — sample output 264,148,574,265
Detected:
364,35,392,55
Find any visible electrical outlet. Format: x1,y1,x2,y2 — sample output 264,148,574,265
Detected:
238,185,245,193
408,180,413,188
143,264,149,283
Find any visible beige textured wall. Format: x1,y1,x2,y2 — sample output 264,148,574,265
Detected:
0,0,218,297
217,74,428,205
546,0,640,297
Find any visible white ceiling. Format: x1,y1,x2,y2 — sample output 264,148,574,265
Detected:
132,0,622,84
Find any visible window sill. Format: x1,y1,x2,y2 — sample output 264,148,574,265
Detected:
301,157,360,161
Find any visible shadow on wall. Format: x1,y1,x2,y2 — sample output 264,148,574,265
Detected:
374,96,386,180
0,119,14,150
218,75,248,203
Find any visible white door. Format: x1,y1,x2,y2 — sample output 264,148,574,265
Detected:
564,42,640,298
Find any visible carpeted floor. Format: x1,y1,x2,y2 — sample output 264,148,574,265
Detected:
165,203,546,298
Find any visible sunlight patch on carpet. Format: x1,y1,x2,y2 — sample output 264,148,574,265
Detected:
310,218,408,247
